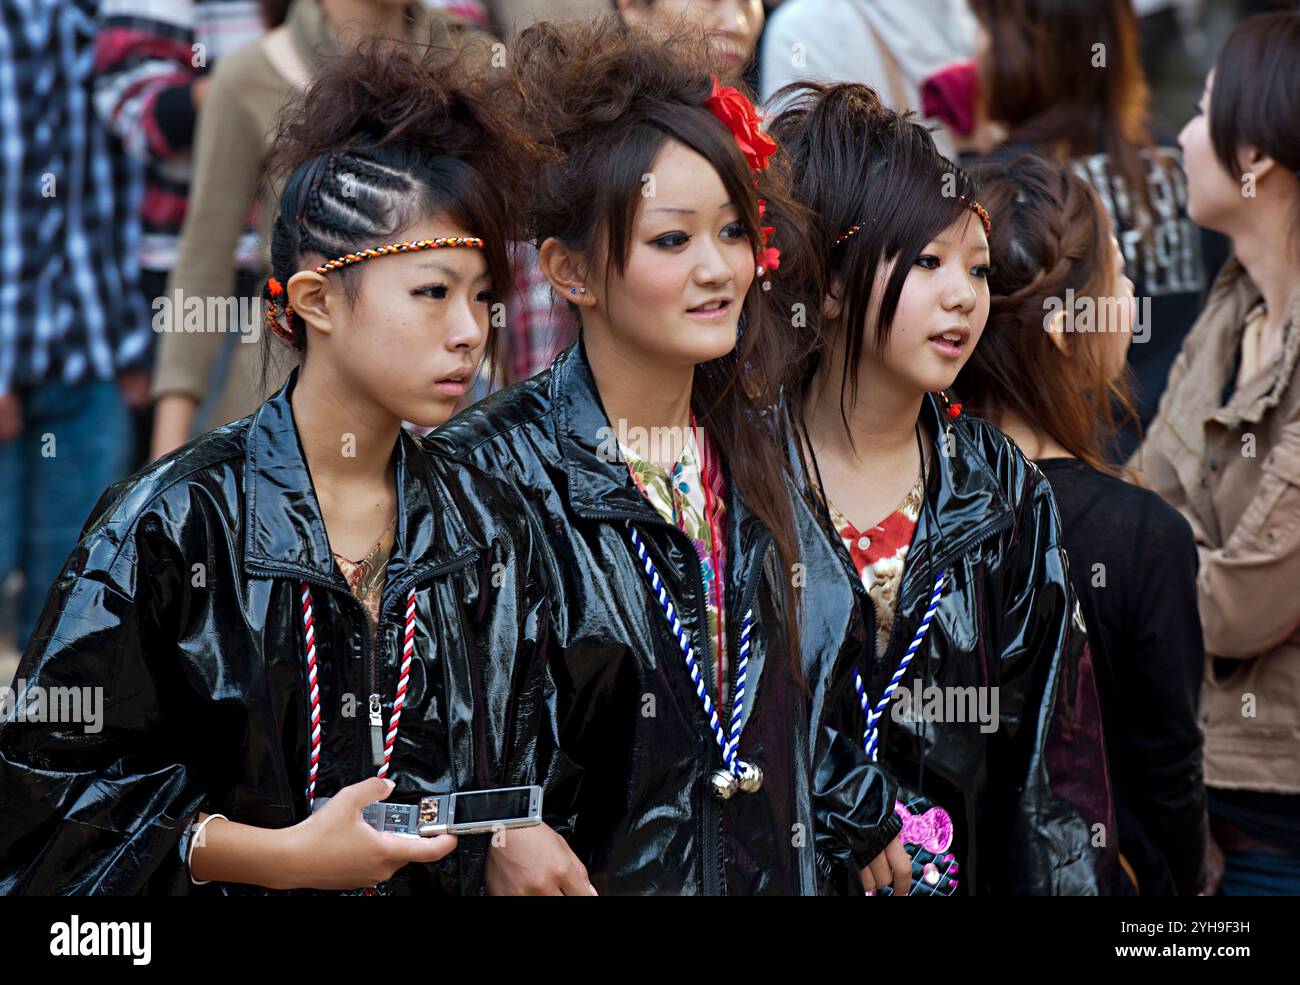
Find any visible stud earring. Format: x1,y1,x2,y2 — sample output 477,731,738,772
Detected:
569,287,588,295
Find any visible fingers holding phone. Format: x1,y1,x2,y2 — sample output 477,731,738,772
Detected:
291,777,458,890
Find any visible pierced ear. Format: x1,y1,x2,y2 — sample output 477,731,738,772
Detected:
1045,307,1070,355
539,237,596,306
286,270,333,338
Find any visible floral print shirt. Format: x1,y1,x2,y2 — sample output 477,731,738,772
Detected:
621,429,731,707
828,476,924,654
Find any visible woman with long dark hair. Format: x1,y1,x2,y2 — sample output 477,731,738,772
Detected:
957,155,1207,896
769,81,1115,894
433,19,907,895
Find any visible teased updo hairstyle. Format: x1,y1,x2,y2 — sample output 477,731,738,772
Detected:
956,155,1136,472
262,37,539,365
767,82,983,425
507,17,809,671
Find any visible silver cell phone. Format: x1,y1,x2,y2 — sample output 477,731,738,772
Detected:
313,785,543,837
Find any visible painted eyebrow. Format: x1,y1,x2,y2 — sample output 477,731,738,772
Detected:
928,236,990,251
418,261,461,279
646,201,736,215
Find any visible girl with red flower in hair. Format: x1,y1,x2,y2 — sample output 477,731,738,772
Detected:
432,18,908,895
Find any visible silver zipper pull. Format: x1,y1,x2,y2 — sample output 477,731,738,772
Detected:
369,693,384,767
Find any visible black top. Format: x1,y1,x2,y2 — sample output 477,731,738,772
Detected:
1038,458,1207,895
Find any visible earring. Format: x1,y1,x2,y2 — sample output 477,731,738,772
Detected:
569,287,588,295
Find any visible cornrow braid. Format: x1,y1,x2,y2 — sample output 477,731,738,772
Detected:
958,154,1138,475
257,36,547,365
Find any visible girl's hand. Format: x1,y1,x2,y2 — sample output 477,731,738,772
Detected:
485,822,596,895
281,777,457,890
858,837,911,896
188,778,456,891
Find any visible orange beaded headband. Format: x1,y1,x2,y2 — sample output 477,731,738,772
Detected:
263,236,487,345
833,196,992,247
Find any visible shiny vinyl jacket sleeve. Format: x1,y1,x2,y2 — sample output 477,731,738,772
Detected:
989,468,1116,895
789,473,902,894
812,684,902,894
0,496,203,895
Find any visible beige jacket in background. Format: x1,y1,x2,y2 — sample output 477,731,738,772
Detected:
151,0,466,431
1133,255,1300,794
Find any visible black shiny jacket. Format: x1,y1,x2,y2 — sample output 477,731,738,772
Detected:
0,371,550,895
803,396,1117,894
431,342,901,895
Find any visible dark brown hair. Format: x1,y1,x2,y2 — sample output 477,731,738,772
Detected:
767,81,981,431
956,156,1136,473
968,0,1155,223
1208,11,1300,227
263,37,540,367
506,17,809,672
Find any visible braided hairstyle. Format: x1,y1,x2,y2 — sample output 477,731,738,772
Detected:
955,155,1137,473
261,36,540,366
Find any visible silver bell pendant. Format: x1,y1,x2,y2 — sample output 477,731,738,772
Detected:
708,768,740,800
737,761,764,794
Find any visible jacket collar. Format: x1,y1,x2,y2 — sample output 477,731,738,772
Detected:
243,368,476,586
912,392,1014,570
1208,256,1300,429
794,392,1014,598
552,339,685,524
551,339,774,586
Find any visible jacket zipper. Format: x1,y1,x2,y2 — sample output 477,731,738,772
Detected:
250,551,479,784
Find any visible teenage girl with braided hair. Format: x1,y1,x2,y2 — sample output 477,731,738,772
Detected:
0,42,587,896
956,155,1206,896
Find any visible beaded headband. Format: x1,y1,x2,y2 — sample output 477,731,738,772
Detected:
833,195,992,248
263,236,487,345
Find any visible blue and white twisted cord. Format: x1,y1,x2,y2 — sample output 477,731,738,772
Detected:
628,522,752,776
854,571,946,761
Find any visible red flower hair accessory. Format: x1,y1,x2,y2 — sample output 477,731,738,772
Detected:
703,79,781,281
703,76,777,173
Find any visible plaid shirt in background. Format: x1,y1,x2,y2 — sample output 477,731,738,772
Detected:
507,241,578,385
93,0,265,274
92,1,487,276
0,0,150,395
